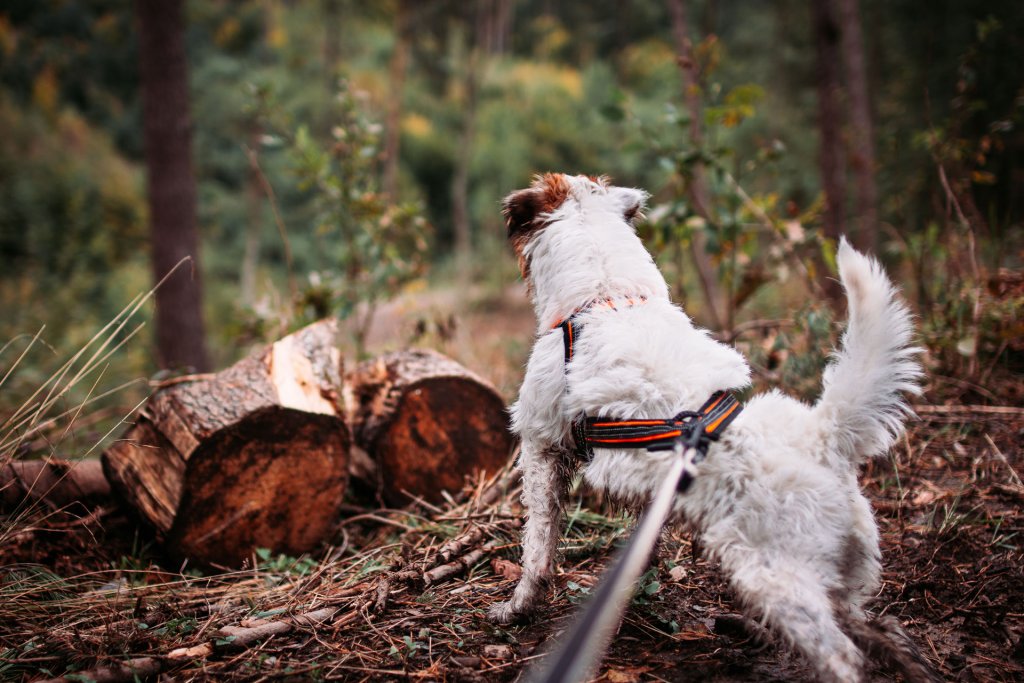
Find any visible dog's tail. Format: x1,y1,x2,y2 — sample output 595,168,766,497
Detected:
814,238,922,466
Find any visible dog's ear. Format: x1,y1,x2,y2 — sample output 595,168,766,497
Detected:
613,187,649,225
502,188,542,240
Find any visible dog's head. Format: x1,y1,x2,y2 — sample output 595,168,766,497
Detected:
502,173,648,282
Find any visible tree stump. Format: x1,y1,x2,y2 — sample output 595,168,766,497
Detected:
102,319,349,568
346,348,513,506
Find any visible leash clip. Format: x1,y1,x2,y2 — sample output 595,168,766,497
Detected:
674,416,708,492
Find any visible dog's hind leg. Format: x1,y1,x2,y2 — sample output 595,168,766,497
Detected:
723,551,866,683
489,442,568,624
839,609,943,683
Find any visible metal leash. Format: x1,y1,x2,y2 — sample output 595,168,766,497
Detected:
527,437,699,683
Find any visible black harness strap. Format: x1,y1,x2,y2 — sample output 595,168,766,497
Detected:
558,316,581,365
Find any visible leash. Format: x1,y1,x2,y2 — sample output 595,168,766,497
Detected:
528,439,692,683
526,302,743,682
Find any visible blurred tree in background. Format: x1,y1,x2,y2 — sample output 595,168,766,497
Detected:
0,0,1021,393
136,0,210,372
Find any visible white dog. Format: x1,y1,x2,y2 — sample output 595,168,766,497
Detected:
490,174,938,683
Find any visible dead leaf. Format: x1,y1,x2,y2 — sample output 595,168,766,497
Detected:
482,644,512,660
491,558,523,581
669,565,688,583
605,667,648,682
911,490,938,506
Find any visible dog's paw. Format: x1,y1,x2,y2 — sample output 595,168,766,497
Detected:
488,600,526,625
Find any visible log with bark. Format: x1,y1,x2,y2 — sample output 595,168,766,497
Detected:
102,319,350,568
0,459,110,511
346,348,513,506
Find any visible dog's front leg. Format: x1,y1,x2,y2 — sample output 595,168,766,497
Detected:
489,441,567,624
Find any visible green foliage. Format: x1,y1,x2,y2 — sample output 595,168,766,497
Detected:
895,18,1024,382
254,547,318,576
636,37,823,329
246,80,431,354
0,97,148,361
0,0,1021,400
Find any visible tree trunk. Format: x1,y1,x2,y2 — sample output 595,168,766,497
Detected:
345,349,513,507
1,459,110,512
480,0,513,55
322,0,342,90
811,0,846,302
838,0,878,252
667,0,725,331
383,0,409,199
136,0,210,371
450,22,479,276
241,124,263,306
103,319,350,568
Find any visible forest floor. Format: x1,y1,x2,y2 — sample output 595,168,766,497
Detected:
2,285,1022,682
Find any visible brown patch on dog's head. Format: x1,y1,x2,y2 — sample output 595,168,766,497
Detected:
502,173,573,280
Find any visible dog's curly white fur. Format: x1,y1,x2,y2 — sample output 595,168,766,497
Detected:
491,174,938,682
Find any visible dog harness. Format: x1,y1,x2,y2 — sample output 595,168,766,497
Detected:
556,298,742,490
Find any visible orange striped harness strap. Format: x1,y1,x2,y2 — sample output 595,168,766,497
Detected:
571,390,742,459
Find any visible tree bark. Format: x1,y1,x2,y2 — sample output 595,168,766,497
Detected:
103,319,350,568
136,0,210,371
667,0,726,331
811,0,846,302
838,0,878,252
345,349,513,507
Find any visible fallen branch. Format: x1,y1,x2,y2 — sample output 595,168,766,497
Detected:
913,404,1024,418
375,518,521,613
37,657,163,683
424,540,500,586
985,434,1022,487
38,607,342,683
1,458,110,511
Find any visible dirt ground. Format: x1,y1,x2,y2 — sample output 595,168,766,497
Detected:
2,286,1022,682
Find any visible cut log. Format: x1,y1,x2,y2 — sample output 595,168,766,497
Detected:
1,459,111,511
345,348,513,506
102,319,349,568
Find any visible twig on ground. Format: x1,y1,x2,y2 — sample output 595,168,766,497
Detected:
984,434,1022,486
913,404,1024,418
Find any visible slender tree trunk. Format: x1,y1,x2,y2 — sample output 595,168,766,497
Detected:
450,21,479,275
323,0,341,89
136,0,211,371
384,0,409,199
811,0,846,302
667,0,725,331
838,0,878,252
480,0,513,56
241,124,263,306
